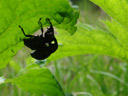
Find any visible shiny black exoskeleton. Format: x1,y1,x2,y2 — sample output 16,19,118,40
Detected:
19,18,58,60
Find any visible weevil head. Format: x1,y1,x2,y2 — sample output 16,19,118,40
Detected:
44,27,54,41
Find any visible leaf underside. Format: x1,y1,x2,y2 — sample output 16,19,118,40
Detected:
48,23,128,62
0,0,79,69
48,0,128,62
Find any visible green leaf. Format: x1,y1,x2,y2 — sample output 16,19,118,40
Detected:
0,0,79,69
90,0,128,27
47,0,128,62
48,23,128,62
6,66,65,96
90,0,128,46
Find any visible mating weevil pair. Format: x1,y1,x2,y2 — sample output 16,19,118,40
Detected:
19,18,58,60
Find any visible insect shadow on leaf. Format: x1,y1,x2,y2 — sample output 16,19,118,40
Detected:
19,18,58,60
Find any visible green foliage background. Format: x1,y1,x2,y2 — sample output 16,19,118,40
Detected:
0,0,128,96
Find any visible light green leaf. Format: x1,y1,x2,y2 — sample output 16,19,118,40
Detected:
6,67,65,96
0,0,79,69
90,0,128,47
47,0,128,62
48,23,128,62
90,0,128,26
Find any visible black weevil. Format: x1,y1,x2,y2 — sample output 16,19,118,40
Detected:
19,18,58,60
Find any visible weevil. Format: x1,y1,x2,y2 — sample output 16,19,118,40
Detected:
19,18,58,60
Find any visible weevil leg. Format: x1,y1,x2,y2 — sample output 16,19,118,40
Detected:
38,17,44,34
19,25,35,37
46,18,53,28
